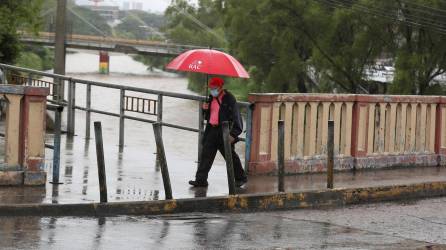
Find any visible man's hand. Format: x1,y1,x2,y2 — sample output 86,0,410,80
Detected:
202,103,209,110
229,135,236,144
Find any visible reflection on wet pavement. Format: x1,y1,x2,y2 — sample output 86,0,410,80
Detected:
0,209,443,249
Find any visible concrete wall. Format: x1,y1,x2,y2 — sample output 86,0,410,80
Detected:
248,94,446,174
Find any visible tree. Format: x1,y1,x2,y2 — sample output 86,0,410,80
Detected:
0,0,43,64
389,0,446,95
166,0,446,96
164,0,226,47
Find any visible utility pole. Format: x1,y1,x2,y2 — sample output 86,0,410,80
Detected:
54,0,67,100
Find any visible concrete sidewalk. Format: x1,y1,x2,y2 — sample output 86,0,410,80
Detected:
1,165,445,205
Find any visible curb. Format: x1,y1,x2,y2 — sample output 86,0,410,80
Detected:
2,181,446,217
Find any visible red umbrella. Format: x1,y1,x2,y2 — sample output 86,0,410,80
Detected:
166,49,250,78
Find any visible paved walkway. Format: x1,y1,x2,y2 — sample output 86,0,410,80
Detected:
1,151,445,204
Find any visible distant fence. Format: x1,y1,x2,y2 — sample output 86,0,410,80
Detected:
248,94,446,174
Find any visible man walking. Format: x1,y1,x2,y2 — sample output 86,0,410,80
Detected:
189,77,247,187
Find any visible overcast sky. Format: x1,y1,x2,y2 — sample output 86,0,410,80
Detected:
75,0,196,13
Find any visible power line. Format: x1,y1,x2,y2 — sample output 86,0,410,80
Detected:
401,0,446,15
315,0,446,36
68,7,107,37
108,0,165,38
331,0,446,31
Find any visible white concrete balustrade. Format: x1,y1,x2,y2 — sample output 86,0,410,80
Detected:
248,94,446,174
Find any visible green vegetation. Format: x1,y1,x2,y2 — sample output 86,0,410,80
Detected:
16,46,54,71
0,0,43,64
165,0,446,97
115,10,165,40
40,0,112,36
132,54,173,72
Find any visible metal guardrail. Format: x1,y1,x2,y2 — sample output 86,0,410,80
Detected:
0,63,254,170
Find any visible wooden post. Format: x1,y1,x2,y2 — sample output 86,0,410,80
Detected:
222,121,236,195
153,122,173,200
327,120,334,189
50,106,63,184
278,120,285,192
94,122,108,203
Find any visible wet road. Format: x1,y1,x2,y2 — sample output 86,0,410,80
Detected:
1,197,445,249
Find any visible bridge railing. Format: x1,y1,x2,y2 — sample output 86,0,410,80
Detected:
248,93,446,174
19,32,210,56
0,63,253,170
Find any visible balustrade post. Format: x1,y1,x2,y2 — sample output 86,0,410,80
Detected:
119,89,125,151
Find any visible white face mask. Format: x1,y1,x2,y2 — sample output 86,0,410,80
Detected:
210,88,219,97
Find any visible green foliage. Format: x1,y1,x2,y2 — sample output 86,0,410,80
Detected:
0,0,43,64
16,51,43,70
165,0,446,97
164,0,226,47
115,10,165,40
133,54,173,71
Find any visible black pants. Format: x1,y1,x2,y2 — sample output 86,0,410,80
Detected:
195,125,247,182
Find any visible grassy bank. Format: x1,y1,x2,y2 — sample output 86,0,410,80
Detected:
16,46,54,71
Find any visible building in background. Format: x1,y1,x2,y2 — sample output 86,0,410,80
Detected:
121,1,143,11
123,1,130,10
82,5,120,21
132,2,143,10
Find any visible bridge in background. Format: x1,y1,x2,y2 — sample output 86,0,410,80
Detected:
20,32,206,56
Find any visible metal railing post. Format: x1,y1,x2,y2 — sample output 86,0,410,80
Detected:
119,89,125,151
153,122,173,200
327,120,334,189
278,120,285,192
66,79,72,131
71,80,76,134
67,79,76,135
94,121,108,203
222,121,236,195
50,106,63,184
157,94,163,125
2,68,7,84
85,84,91,139
244,104,253,173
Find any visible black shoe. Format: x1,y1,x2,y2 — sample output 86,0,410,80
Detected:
235,179,247,187
189,180,208,187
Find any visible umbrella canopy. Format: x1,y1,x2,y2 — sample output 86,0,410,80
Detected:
166,49,249,78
